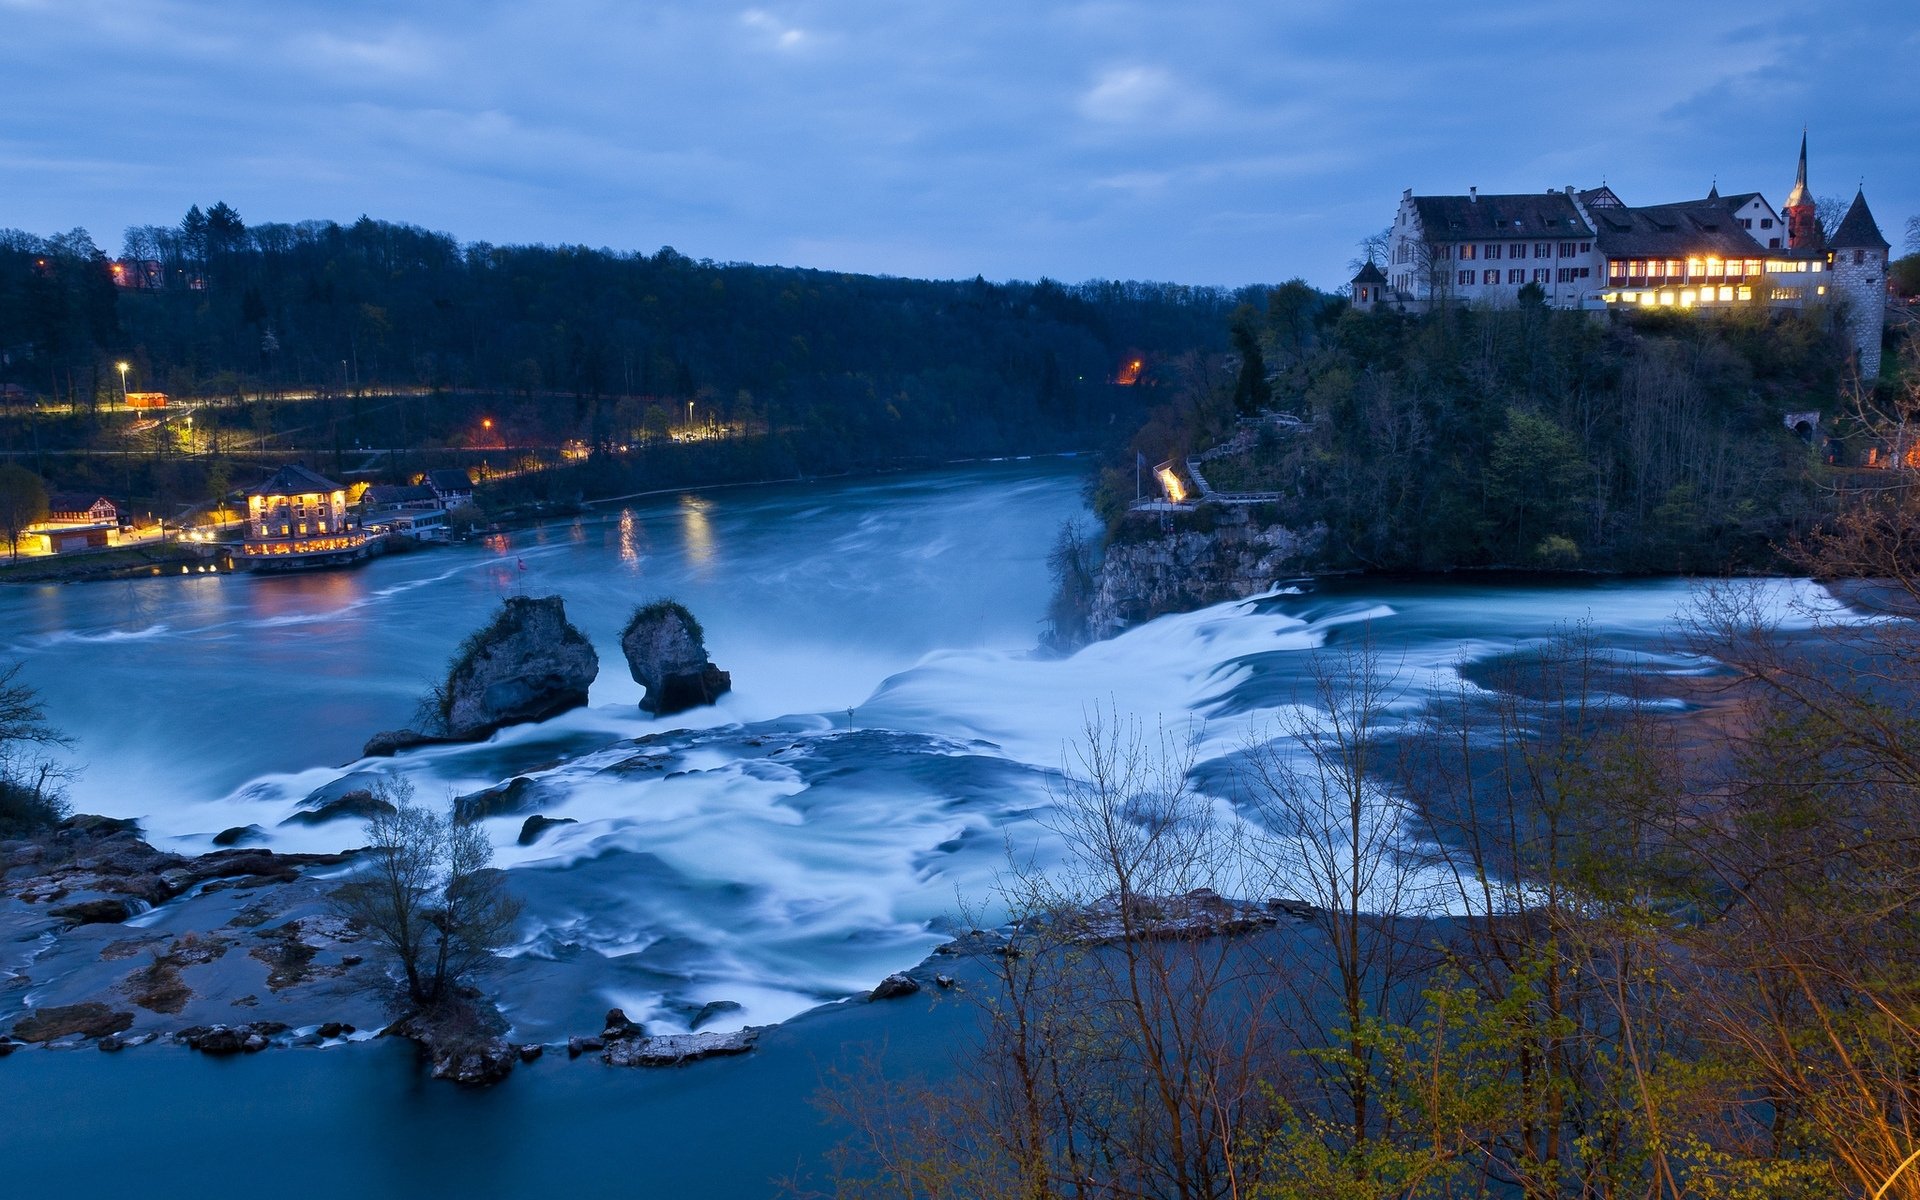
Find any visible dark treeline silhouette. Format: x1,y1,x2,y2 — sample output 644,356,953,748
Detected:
1099,294,1859,573
0,206,1254,473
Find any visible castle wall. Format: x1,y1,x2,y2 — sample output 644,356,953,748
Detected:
1831,246,1888,378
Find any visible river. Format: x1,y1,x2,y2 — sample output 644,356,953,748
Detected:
0,459,1843,1195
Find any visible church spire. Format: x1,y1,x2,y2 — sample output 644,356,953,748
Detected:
1785,128,1810,210
1784,128,1821,251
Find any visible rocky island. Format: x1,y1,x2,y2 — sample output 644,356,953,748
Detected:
364,594,600,757
620,599,732,715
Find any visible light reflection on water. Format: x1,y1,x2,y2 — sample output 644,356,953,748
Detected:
679,494,715,570
617,508,641,570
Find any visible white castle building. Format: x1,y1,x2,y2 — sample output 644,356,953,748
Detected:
1353,135,1892,377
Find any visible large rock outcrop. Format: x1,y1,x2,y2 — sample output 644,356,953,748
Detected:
620,601,731,715
1085,509,1321,642
440,596,600,740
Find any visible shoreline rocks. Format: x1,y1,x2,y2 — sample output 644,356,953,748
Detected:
620,600,731,715
602,1027,759,1067
11,1002,135,1043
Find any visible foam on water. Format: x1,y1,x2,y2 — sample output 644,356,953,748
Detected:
0,462,1857,1034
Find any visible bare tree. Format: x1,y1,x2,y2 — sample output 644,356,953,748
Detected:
1348,227,1392,275
332,779,521,1008
0,662,73,835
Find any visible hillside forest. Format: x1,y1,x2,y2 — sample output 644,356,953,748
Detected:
0,205,1255,510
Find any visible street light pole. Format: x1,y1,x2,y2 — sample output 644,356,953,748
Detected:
116,361,130,406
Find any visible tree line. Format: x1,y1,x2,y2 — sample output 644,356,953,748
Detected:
1091,290,1912,575
0,205,1256,473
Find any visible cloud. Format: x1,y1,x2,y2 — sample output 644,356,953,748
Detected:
1078,65,1201,125
299,29,441,78
0,0,1911,290
740,8,810,52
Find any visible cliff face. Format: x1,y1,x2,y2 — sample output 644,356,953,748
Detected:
1085,511,1319,642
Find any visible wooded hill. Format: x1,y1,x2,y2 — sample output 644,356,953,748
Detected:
0,207,1256,470
1099,293,1898,573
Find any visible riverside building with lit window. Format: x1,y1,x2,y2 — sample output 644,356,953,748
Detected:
1353,134,1891,376
242,464,371,570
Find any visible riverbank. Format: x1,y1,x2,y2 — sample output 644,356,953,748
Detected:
0,541,223,584
0,951,987,1199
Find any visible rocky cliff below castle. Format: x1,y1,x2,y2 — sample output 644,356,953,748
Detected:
1084,509,1321,642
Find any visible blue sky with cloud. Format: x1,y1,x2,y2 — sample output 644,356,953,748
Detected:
2,0,1914,289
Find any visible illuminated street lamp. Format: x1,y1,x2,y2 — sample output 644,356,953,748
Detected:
116,361,130,404
183,414,193,454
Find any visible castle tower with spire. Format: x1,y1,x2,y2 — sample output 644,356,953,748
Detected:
1784,130,1824,253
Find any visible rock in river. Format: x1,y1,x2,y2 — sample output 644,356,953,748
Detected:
620,600,731,715
441,595,600,739
869,972,921,1001
517,814,577,846
280,789,397,828
11,1003,135,1043
602,1028,759,1067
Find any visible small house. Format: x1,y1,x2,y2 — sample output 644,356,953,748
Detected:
422,469,476,510
27,492,121,554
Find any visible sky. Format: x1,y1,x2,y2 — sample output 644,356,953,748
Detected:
3,0,1916,291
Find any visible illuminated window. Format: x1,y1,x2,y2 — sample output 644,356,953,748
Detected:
1638,292,1655,305
1609,261,1625,279
1459,244,1477,260
1719,286,1733,301
1738,286,1752,300
1680,290,1697,307
1659,291,1676,305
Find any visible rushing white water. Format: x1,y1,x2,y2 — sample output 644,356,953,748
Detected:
0,460,1839,1034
